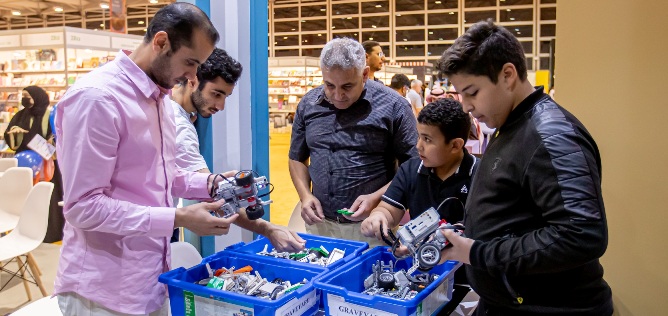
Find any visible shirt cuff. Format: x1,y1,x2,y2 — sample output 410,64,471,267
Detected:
186,172,211,200
148,206,176,237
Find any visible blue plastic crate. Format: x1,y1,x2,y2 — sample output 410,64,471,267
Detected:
313,247,461,316
159,250,326,316
225,233,368,270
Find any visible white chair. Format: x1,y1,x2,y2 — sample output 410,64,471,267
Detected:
170,242,203,270
9,296,62,316
0,157,18,172
287,201,306,233
0,182,54,300
0,167,34,233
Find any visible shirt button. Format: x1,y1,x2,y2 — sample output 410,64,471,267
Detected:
329,171,333,175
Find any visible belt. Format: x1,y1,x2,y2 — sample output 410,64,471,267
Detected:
324,214,355,224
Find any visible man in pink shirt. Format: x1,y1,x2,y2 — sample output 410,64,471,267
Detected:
54,3,302,315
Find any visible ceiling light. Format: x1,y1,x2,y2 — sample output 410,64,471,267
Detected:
517,31,521,34
301,20,305,22
396,14,401,16
100,23,105,27
435,1,442,3
507,9,511,11
347,17,352,19
510,17,515,20
375,5,382,8
320,8,326,11
331,26,336,29
428,31,433,34
304,40,308,43
369,37,373,40
283,36,288,39
515,28,519,31
403,38,407,41
317,33,322,36
11,10,21,16
100,3,109,9
449,12,454,15
439,38,443,40
372,25,377,28
54,7,64,12
138,20,144,25
149,0,158,3
291,28,295,31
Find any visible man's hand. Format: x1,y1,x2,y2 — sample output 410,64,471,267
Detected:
265,224,306,253
344,193,381,221
438,229,474,265
174,200,239,236
300,194,324,225
7,126,29,134
360,211,390,240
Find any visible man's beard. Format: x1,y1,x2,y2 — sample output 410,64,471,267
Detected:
150,52,181,89
190,89,210,118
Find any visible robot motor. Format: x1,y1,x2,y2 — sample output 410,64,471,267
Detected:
212,171,272,220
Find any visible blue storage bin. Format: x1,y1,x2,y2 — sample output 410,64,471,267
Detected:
225,233,368,270
313,247,461,316
159,250,326,316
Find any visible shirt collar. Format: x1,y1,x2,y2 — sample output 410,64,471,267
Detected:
116,50,170,100
501,86,546,130
417,147,476,178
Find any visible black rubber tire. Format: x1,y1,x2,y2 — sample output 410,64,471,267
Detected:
377,272,396,290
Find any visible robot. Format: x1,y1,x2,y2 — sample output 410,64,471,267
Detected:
391,207,464,271
212,171,273,220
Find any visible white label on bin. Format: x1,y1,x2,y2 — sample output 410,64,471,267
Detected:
326,294,398,316
418,277,451,316
275,289,318,316
192,294,254,316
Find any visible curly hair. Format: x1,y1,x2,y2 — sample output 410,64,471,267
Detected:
417,98,471,143
196,48,243,90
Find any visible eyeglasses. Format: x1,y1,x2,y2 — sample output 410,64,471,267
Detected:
378,51,385,57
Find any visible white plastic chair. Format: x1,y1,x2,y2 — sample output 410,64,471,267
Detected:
0,182,54,300
0,167,34,233
170,242,203,270
9,296,63,316
0,157,18,172
287,201,306,233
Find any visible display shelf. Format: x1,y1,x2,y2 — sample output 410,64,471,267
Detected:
267,57,322,113
0,26,143,112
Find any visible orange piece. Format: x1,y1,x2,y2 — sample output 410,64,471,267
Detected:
233,265,253,274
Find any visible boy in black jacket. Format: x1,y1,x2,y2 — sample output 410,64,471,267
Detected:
436,20,613,316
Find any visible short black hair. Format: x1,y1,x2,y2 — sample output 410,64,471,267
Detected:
197,48,243,90
390,74,411,90
362,40,381,54
144,3,219,52
417,98,471,143
438,19,527,84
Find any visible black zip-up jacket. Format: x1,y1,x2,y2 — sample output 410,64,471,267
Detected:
465,88,613,315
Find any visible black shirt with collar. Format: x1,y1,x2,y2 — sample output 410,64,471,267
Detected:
381,149,478,223
289,79,418,220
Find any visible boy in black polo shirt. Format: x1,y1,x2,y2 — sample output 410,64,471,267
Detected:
360,97,478,239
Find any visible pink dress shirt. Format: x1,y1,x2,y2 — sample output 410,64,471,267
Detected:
54,51,210,314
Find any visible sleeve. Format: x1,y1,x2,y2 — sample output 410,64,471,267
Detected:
469,125,608,276
381,160,412,210
57,89,174,238
174,116,208,172
288,98,309,162
392,99,419,164
4,110,24,150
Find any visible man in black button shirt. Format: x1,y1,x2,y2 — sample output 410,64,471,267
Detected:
289,38,417,247
360,98,477,240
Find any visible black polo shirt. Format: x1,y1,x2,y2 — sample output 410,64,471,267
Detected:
381,150,478,223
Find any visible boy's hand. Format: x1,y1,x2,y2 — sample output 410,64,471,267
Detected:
438,229,474,265
361,212,390,241
8,126,29,134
